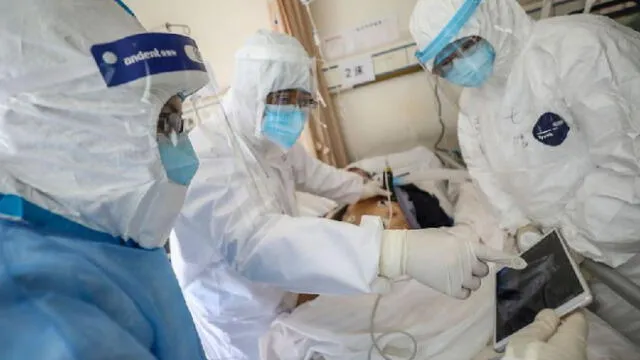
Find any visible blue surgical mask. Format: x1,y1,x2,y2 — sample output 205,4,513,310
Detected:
261,105,308,150
158,134,199,186
442,41,496,88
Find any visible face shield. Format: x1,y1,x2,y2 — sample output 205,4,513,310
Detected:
185,33,319,227
427,35,496,88
254,54,319,214
414,0,489,77
411,0,527,120
91,31,208,190
185,79,306,233
254,55,318,151
414,0,496,96
262,86,319,150
0,0,209,248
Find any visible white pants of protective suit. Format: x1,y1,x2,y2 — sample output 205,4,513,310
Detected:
589,253,640,346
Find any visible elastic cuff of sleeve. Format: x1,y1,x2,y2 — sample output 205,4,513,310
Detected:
379,228,407,279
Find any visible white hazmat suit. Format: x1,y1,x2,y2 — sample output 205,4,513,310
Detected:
411,0,640,345
0,0,209,358
170,30,523,359
170,31,381,360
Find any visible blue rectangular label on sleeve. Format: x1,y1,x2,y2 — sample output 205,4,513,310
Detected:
91,33,207,87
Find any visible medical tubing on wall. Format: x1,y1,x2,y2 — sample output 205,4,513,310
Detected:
385,167,393,228
304,2,324,60
433,78,447,153
303,0,355,162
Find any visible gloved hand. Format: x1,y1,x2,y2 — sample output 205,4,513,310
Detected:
504,309,588,360
379,225,527,299
360,180,392,200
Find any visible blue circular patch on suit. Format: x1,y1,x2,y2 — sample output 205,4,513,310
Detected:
532,112,570,147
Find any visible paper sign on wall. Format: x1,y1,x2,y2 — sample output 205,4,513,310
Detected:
351,17,400,52
323,16,400,60
324,34,351,60
339,56,375,88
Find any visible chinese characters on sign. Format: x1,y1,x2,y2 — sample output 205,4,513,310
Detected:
323,16,400,60
339,56,375,88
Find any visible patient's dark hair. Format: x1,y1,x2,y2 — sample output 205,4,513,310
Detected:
329,205,349,221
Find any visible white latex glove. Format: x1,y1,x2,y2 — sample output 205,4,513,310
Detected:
504,309,588,360
360,180,392,200
379,226,527,299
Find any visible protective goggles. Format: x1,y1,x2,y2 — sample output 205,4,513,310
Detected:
265,88,317,108
158,113,194,137
431,36,483,76
414,0,482,70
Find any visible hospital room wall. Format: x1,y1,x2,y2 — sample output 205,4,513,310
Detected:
309,0,461,162
125,0,461,163
125,0,271,88
329,71,461,163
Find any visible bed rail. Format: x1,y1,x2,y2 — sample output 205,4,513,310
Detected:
582,258,640,312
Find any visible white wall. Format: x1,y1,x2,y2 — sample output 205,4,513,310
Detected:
126,0,460,162
310,0,460,162
332,70,460,162
126,0,271,87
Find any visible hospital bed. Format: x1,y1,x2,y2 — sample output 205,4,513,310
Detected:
265,146,640,360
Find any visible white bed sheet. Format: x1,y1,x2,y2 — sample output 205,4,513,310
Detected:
263,280,639,360
271,147,640,360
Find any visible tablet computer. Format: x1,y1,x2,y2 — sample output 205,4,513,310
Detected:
494,229,592,350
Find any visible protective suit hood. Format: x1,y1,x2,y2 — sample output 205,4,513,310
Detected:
223,30,314,152
410,0,534,85
0,0,208,247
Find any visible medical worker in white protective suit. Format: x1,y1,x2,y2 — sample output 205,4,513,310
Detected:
411,0,640,346
169,30,527,360
0,1,210,358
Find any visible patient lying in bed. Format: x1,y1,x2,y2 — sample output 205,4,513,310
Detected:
336,167,452,229
267,174,640,360
296,167,454,307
